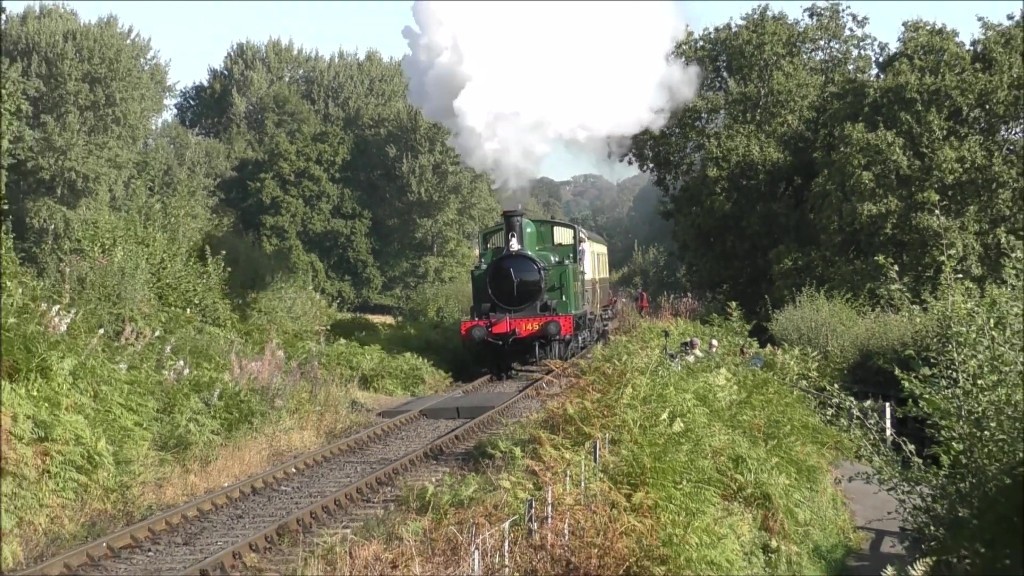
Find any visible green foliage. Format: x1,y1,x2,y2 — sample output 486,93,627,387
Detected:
400,278,474,325
767,260,1024,573
176,41,498,307
370,317,859,574
613,243,687,300
3,4,171,258
770,288,925,383
576,320,856,574
872,259,1024,574
628,5,1024,312
241,278,335,355
330,315,476,380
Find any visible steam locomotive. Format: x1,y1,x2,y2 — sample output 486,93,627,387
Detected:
460,209,616,377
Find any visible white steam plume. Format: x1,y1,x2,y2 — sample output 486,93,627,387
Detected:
400,1,701,197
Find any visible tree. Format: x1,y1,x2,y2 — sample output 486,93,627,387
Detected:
805,14,1023,302
628,3,1023,311
525,177,566,220
2,4,171,265
177,42,499,308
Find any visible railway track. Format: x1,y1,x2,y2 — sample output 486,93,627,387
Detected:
16,364,574,576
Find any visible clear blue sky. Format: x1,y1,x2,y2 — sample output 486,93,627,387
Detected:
6,0,1019,181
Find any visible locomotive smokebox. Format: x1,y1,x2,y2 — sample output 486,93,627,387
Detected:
502,209,524,252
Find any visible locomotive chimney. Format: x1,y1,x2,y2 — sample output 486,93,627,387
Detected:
501,209,525,252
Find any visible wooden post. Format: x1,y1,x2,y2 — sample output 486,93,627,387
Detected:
503,519,511,574
546,486,553,526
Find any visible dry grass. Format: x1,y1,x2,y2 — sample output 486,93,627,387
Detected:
7,342,396,570
297,482,648,576
284,364,658,576
357,314,397,325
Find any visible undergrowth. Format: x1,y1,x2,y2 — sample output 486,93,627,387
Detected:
767,262,1024,574
293,317,859,575
0,240,450,570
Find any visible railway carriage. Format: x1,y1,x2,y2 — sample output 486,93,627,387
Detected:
460,209,616,377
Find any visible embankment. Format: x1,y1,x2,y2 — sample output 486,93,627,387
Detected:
295,317,860,575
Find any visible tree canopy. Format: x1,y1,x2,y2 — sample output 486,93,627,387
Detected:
628,4,1023,311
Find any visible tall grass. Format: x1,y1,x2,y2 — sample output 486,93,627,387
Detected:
0,241,450,570
294,317,859,575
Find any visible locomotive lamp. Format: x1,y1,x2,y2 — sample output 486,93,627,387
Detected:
542,320,561,338
468,324,487,343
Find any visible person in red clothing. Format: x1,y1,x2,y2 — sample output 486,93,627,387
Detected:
635,287,650,317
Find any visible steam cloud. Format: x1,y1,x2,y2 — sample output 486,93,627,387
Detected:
400,1,702,199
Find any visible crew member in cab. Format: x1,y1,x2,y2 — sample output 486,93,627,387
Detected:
635,287,650,317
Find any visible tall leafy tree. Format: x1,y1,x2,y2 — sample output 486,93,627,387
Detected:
177,40,380,305
628,3,1023,310
177,42,499,307
2,4,171,264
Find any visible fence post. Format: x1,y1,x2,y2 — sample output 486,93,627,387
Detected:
471,546,481,576
546,485,553,549
580,458,586,490
526,497,537,540
503,519,511,574
546,485,553,526
565,468,570,492
885,402,892,439
592,437,601,469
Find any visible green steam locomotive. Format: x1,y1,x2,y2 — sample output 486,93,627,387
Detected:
460,209,615,377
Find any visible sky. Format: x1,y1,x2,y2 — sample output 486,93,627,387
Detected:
4,0,1019,182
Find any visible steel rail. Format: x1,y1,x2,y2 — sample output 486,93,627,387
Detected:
184,368,554,576
14,374,497,576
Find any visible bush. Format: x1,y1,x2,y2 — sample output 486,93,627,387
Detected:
399,279,474,324
769,288,925,385
572,320,857,573
874,265,1024,574
766,267,1024,573
330,314,477,379
614,243,687,300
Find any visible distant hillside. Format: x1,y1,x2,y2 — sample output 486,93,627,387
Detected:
522,173,674,269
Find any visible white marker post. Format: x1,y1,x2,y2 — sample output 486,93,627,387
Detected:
884,402,892,440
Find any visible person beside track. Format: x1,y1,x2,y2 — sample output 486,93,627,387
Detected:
635,288,650,317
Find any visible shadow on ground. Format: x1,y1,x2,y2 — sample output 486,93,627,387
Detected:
842,527,910,575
